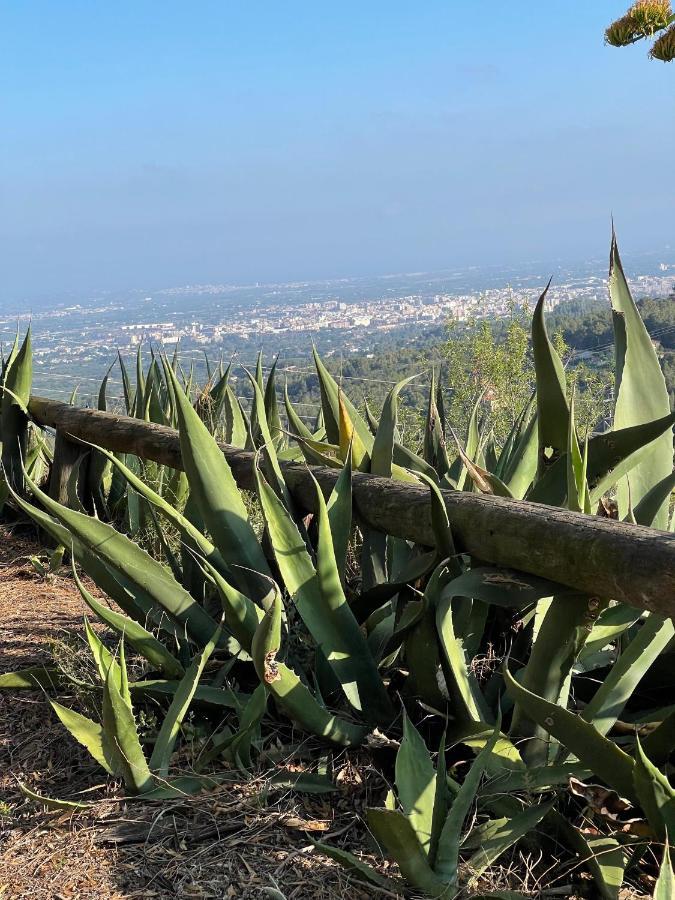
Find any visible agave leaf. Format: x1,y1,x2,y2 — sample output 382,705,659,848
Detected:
444,567,557,611
128,771,215,801
256,465,391,722
364,398,379,435
361,522,389,594
417,473,457,562
371,376,417,478
589,412,675,505
19,782,94,811
553,813,625,900
435,566,491,725
503,666,637,802
452,432,514,498
580,614,674,737
224,384,247,447
74,565,185,679
1,331,19,381
483,431,498,473
312,347,373,449
163,359,271,600
511,592,602,764
424,368,450,477
566,393,587,512
313,843,403,892
467,801,555,883
429,731,450,867
283,382,313,439
250,592,367,747
50,700,114,775
654,843,674,900
404,594,448,708
633,739,675,840
395,712,437,855
634,470,675,528
481,762,590,796
326,450,353,577
23,469,219,646
267,772,338,794
245,368,290,504
366,808,447,897
499,412,537,500
312,349,340,444
133,344,145,417
1,326,31,492
495,401,523,481
198,683,267,770
199,554,264,651
642,709,675,767
317,485,393,699
207,359,232,425
393,441,440,481
117,351,134,415
338,391,370,471
102,652,153,793
457,722,526,777
610,233,673,528
532,282,568,477
434,716,501,884
528,411,675,507
149,624,221,777
461,817,509,851
0,667,62,690
353,550,436,626
453,393,483,491
582,604,643,656
84,616,118,686
130,679,244,710
86,360,115,509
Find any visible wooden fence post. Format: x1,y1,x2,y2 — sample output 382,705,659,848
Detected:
48,428,91,509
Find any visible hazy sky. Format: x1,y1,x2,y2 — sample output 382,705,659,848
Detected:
1,2,673,301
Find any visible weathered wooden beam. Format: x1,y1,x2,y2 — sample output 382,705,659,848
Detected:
28,395,675,615
48,427,90,508
41,426,91,545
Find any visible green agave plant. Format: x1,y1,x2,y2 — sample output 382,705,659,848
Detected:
1,234,674,897
46,620,222,801
0,327,49,513
318,713,553,898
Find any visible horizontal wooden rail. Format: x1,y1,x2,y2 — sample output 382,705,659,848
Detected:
28,395,675,616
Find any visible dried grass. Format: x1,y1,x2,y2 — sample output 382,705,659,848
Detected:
0,527,396,899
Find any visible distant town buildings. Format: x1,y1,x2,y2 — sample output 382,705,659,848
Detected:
2,265,673,405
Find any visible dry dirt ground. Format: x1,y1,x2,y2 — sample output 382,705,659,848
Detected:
0,527,650,900
0,526,397,900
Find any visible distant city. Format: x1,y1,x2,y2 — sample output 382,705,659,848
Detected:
1,254,673,406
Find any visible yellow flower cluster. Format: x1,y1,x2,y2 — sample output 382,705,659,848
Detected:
605,0,672,47
630,0,672,33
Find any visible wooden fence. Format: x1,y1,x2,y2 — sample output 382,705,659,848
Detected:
28,395,675,616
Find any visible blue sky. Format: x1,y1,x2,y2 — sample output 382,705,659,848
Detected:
0,2,673,299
